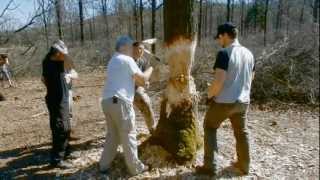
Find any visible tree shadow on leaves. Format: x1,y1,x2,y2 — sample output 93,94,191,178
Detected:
0,137,104,179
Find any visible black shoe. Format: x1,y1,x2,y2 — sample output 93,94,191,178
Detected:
195,165,216,176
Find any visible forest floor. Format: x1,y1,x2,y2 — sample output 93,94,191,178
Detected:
0,72,319,180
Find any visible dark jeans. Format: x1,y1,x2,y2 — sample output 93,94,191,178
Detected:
203,102,250,173
46,99,71,162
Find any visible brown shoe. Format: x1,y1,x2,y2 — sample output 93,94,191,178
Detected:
195,165,216,176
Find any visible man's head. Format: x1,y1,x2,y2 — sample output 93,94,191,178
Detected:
215,23,238,48
51,40,68,61
115,36,134,56
132,41,145,60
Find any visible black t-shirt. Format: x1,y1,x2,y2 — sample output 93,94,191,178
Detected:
213,50,230,71
42,57,68,104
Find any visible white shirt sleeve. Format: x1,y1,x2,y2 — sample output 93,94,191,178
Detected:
126,57,143,76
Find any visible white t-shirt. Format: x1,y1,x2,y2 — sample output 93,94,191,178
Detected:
102,53,143,104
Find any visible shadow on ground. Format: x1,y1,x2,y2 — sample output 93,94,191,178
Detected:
0,138,104,179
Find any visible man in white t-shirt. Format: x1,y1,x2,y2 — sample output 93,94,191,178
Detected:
99,36,153,175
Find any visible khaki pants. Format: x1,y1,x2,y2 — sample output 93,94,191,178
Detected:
134,87,155,132
99,98,145,175
203,102,250,173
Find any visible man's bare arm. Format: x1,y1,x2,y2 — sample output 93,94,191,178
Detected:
134,67,153,87
207,69,227,99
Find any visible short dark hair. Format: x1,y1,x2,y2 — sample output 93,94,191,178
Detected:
215,23,238,39
133,41,143,47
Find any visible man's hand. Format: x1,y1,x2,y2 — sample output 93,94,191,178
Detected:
134,67,153,87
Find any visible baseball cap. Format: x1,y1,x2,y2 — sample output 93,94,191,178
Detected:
115,36,134,51
52,40,68,55
215,22,237,39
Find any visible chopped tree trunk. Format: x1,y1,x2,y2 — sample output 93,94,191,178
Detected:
141,0,200,164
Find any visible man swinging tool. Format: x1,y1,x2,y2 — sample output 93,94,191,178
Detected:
132,41,156,134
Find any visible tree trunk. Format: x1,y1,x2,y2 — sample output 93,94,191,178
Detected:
253,0,258,33
151,0,156,53
240,0,245,36
313,0,319,23
286,1,291,36
133,0,138,39
276,0,283,33
263,0,269,47
139,0,144,40
227,0,231,21
231,0,234,22
198,0,203,43
78,0,84,44
39,0,49,49
55,0,64,40
204,0,208,38
208,1,214,35
142,0,200,164
101,0,109,37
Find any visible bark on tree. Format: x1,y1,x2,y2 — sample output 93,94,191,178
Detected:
313,0,319,23
276,0,283,32
78,0,84,44
39,0,49,48
286,1,291,36
227,0,231,21
208,1,214,35
133,0,139,39
253,0,258,32
198,0,203,43
299,0,306,29
204,0,208,38
101,0,110,37
55,0,64,40
139,0,144,40
151,0,156,53
231,0,234,22
240,0,246,36
141,0,200,164
263,0,269,47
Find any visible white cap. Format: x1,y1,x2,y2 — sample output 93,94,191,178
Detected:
52,40,68,55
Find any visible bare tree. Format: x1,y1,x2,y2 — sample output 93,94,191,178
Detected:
55,0,64,40
264,0,269,46
227,0,231,21
133,0,138,39
38,0,50,48
100,0,110,37
240,0,246,36
78,0,84,44
276,0,283,32
151,0,156,53
313,0,319,23
139,0,144,40
198,0,203,43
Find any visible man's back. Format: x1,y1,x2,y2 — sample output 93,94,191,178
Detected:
103,53,141,104
215,39,254,103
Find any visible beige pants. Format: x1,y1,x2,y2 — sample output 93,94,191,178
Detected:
99,98,145,175
134,87,155,132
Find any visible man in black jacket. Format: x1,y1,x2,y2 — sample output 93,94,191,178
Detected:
42,40,72,168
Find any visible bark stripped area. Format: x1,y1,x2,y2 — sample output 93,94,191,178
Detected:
140,0,200,164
